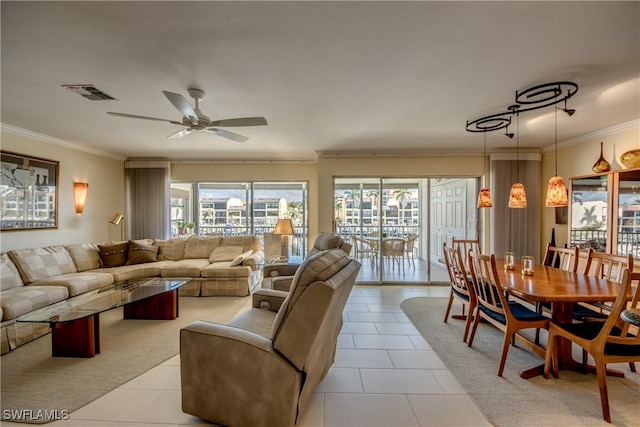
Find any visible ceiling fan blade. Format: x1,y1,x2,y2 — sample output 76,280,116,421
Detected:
167,128,194,139
107,111,181,125
205,128,248,143
162,91,198,124
209,117,268,127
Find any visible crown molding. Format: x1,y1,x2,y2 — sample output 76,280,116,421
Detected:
542,119,639,152
0,123,127,161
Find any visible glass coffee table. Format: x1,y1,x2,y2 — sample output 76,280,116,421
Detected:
16,277,191,358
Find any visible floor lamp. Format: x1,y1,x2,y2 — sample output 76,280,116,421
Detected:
109,213,125,241
273,219,294,262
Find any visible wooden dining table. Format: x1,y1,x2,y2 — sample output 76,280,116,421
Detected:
495,258,629,379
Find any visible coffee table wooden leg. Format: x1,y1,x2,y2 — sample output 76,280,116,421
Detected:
51,314,99,358
123,290,178,320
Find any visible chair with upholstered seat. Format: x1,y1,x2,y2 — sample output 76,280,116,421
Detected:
543,244,579,271
467,251,549,376
452,238,479,270
544,268,640,424
443,243,476,342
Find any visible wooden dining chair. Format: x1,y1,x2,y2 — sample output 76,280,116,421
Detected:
544,269,640,424
452,238,479,270
543,244,579,271
534,245,580,343
442,243,476,342
574,251,634,321
467,251,549,376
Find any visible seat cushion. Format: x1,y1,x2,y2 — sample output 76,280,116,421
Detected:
225,307,278,339
31,272,114,297
1,285,68,320
200,262,251,278
160,259,210,277
91,261,170,282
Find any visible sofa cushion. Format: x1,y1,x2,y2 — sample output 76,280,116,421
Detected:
32,272,114,297
200,262,252,278
221,235,261,252
1,253,24,291
154,239,186,261
209,245,243,263
126,240,159,265
1,285,69,320
160,259,210,277
9,246,77,284
98,242,129,267
65,243,102,272
91,261,171,282
230,250,254,266
184,236,223,259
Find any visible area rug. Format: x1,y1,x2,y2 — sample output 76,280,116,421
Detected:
401,297,640,427
1,295,250,424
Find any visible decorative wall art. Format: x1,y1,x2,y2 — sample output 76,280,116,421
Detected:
1,151,59,231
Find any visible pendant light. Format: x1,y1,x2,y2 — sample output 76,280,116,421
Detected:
477,131,493,208
508,110,527,208
544,102,568,207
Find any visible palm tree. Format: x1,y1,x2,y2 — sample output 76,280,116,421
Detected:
344,189,361,208
394,188,413,225
287,201,303,225
365,189,379,210
579,206,598,227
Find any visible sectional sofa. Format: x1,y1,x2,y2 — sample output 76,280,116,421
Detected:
0,235,264,355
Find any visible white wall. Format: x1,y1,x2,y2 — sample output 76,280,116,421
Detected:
0,130,124,251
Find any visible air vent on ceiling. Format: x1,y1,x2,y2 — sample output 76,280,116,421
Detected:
61,84,116,101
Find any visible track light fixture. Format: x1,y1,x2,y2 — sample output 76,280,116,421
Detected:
465,81,578,132
558,96,576,116
503,124,514,139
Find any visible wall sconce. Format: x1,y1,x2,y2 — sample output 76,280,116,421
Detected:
273,218,295,261
109,212,125,241
74,182,89,214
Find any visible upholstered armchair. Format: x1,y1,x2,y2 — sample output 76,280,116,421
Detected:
180,250,361,427
261,232,352,291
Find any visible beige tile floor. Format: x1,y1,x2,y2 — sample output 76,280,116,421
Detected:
4,286,492,427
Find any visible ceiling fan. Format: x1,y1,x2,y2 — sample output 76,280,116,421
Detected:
107,88,267,142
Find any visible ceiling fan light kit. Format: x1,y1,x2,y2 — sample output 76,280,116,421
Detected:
107,88,267,142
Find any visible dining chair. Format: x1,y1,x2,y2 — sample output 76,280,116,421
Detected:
452,238,479,270
404,234,418,268
382,238,405,272
534,245,580,344
574,251,634,321
467,251,549,376
544,268,640,424
351,235,378,269
442,243,476,342
543,244,579,271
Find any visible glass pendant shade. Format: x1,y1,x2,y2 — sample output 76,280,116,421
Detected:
477,188,493,208
545,176,568,207
508,182,527,208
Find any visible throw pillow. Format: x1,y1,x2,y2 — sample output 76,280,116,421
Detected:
98,242,129,267
230,250,254,266
126,240,159,265
209,245,243,263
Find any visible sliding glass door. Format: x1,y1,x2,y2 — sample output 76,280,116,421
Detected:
335,177,478,284
170,181,308,259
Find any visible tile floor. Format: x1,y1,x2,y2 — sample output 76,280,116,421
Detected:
5,285,491,427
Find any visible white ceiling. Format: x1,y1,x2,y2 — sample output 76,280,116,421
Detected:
1,1,639,161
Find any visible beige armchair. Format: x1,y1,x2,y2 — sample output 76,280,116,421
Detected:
261,232,352,291
180,250,361,427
